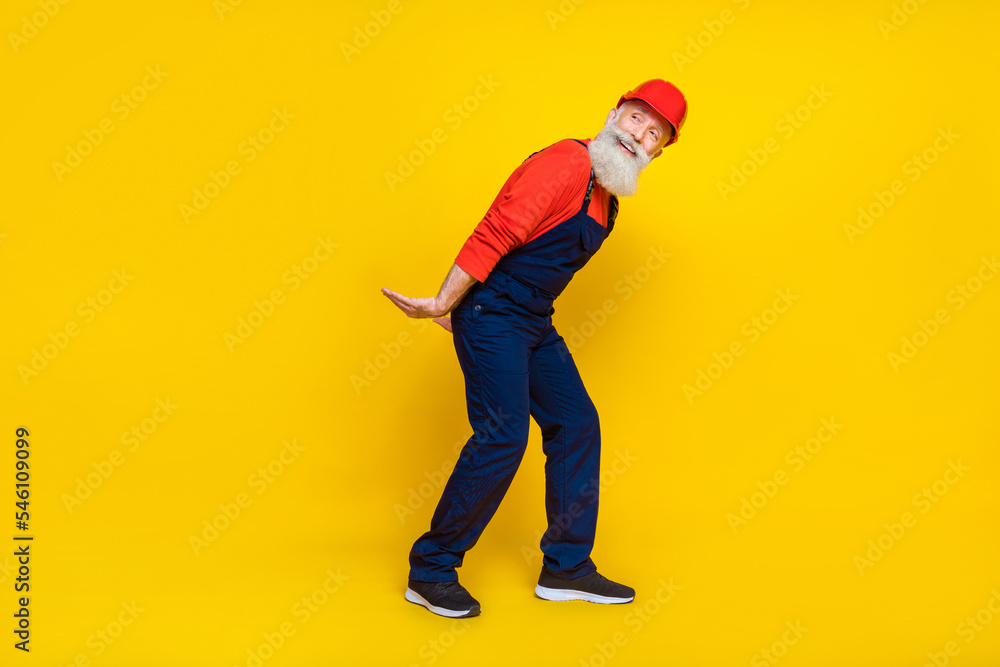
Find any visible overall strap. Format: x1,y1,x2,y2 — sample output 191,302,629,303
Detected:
568,139,595,212
582,169,595,211
522,138,568,163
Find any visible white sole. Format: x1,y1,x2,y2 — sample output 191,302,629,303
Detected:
405,587,479,618
535,584,634,604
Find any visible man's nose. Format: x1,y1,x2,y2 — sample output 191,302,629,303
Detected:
630,124,645,142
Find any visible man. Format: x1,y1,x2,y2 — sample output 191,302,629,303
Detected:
382,79,687,618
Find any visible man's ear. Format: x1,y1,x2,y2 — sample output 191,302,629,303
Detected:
652,128,674,159
605,108,617,125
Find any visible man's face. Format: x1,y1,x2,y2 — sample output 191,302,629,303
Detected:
611,100,673,159
587,100,674,197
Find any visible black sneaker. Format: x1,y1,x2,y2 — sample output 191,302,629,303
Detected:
405,580,481,618
535,567,635,604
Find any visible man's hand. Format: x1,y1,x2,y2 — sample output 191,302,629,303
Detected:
381,263,478,334
380,289,446,319
380,290,454,332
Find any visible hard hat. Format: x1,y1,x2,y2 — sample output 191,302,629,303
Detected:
618,79,687,147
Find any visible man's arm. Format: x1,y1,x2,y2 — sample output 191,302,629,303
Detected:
381,263,478,331
432,262,479,313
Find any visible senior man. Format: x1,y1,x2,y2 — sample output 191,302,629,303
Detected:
382,79,688,618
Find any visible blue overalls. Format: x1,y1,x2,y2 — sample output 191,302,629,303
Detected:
409,140,619,583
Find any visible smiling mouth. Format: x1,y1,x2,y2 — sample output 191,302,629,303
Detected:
618,139,637,156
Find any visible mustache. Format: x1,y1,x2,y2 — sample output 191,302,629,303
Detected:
587,116,653,197
602,122,652,167
611,127,641,155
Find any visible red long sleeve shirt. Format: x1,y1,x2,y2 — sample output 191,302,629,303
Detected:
454,138,612,283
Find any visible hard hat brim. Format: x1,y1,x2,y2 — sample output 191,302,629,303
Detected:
617,85,685,147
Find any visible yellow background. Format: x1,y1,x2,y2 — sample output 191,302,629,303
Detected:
2,0,998,665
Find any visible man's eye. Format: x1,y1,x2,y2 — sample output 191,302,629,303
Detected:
632,115,640,122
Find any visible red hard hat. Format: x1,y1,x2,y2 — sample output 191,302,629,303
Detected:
618,79,687,147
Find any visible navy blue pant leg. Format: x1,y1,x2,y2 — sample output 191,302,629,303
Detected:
528,324,601,579
408,284,533,582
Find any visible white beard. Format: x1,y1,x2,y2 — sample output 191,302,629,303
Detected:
587,114,653,197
